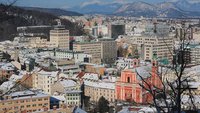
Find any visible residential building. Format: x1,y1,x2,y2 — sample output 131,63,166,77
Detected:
0,62,15,79
92,25,108,37
29,37,48,48
81,63,105,76
116,58,140,69
33,69,59,94
130,34,173,62
53,49,92,63
0,90,50,113
51,79,81,107
58,65,81,78
187,44,200,65
84,81,115,103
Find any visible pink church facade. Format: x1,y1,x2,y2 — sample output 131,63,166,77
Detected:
115,60,162,103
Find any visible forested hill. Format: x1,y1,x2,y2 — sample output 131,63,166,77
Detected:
0,4,85,41
22,7,83,16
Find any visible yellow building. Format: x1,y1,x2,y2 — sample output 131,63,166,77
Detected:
29,37,48,48
73,38,117,64
0,90,50,113
50,27,70,49
83,63,105,76
73,42,102,64
84,81,115,103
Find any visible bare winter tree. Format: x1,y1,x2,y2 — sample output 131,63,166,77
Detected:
136,22,197,113
0,0,18,22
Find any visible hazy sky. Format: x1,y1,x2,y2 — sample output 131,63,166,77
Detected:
0,0,169,8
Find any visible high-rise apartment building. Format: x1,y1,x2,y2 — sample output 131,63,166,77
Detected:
73,41,102,64
109,24,125,39
50,27,69,49
73,38,117,64
131,34,174,62
99,38,117,64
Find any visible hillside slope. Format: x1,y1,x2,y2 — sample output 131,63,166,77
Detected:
22,7,83,16
0,4,85,41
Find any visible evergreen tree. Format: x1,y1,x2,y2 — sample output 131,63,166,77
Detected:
98,96,109,113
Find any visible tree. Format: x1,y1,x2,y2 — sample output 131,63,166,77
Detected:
98,96,109,113
136,23,196,113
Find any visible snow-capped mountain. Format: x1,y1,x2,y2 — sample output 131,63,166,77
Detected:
68,0,200,18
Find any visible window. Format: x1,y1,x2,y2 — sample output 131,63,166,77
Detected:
38,104,42,106
14,106,19,110
38,99,42,101
20,100,24,103
32,104,36,107
127,77,130,83
27,105,31,108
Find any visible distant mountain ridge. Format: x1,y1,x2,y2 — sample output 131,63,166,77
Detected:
68,0,200,18
68,3,122,14
22,7,83,16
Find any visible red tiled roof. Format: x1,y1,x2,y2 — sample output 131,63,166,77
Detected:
76,71,85,78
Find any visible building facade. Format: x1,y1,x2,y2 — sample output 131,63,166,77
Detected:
50,27,70,49
109,24,125,39
33,70,59,94
115,60,161,103
131,34,173,62
0,90,50,113
73,39,117,64
53,49,92,63
84,81,115,103
99,38,117,64
73,42,102,64
51,79,81,107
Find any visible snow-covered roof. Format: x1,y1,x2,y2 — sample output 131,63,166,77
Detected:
82,73,99,81
73,106,87,113
38,70,59,78
182,95,200,104
84,81,115,90
59,79,77,88
102,76,117,83
138,107,157,113
9,74,23,82
51,95,65,101
6,90,49,100
0,81,15,92
0,63,15,71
